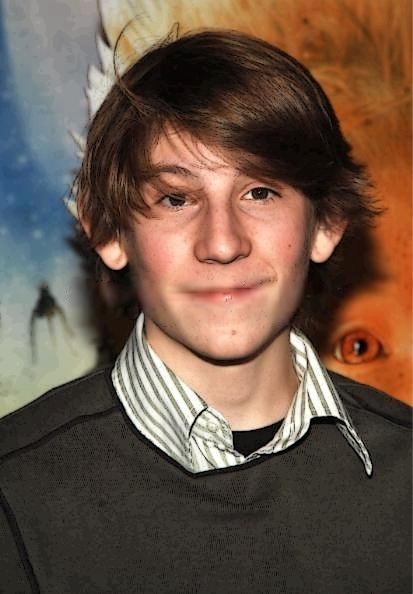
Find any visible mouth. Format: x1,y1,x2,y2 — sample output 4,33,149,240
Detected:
189,280,271,303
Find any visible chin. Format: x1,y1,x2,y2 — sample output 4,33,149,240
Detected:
146,309,289,365
185,331,274,365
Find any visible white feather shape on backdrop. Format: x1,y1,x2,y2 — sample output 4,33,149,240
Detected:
86,64,114,119
99,0,173,51
69,130,86,156
64,0,174,218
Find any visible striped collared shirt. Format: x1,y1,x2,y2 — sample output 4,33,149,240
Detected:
112,313,372,475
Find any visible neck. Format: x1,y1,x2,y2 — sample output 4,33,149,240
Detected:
144,321,298,430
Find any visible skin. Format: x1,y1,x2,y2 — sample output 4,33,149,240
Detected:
96,130,344,429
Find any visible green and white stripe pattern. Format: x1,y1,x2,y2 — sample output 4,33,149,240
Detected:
112,314,372,475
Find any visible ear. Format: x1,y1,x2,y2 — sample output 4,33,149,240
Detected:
310,219,347,263
81,219,129,270
95,240,129,270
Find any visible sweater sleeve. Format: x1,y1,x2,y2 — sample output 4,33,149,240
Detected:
0,492,35,593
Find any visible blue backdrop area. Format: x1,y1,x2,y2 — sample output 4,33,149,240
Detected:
0,0,100,415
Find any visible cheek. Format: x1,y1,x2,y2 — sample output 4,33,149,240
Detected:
264,219,312,274
126,231,182,294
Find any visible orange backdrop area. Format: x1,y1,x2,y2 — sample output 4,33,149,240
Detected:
96,0,411,404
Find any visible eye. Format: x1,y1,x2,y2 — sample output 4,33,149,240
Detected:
159,194,187,209
333,329,384,364
244,187,280,202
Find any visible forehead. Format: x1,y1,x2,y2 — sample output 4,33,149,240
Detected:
150,129,237,177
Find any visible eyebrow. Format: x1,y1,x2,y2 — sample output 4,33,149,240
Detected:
149,164,199,178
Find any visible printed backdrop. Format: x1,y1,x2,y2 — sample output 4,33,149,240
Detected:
0,0,411,417
0,0,101,416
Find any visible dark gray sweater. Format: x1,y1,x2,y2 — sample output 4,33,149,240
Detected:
0,368,411,593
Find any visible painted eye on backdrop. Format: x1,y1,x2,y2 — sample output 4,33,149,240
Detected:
333,329,384,364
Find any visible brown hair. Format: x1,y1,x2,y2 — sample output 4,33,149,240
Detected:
75,29,378,246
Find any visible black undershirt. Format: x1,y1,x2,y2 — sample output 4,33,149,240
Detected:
232,419,284,457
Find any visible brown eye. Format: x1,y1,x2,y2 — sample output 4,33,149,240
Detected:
333,329,384,364
245,187,278,201
251,187,271,200
160,194,187,208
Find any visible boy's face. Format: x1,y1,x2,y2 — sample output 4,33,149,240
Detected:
98,129,343,363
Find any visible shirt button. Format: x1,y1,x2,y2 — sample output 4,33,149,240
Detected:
207,421,218,433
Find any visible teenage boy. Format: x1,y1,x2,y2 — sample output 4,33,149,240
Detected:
1,30,411,594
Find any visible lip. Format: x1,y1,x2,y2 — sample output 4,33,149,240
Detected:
189,285,262,303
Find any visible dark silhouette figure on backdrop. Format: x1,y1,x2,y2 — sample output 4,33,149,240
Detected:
30,282,74,363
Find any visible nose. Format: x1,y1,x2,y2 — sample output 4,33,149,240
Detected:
194,203,252,264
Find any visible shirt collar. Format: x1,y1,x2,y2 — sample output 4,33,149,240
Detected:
258,328,372,475
112,313,372,475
